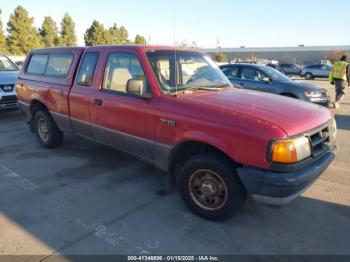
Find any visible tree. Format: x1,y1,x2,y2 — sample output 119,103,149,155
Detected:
60,13,77,46
109,23,130,44
178,40,198,49
84,20,111,46
214,52,228,63
326,50,350,64
6,5,42,55
134,34,146,45
39,16,60,47
0,9,6,53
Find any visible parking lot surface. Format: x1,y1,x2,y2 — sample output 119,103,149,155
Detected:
0,79,349,258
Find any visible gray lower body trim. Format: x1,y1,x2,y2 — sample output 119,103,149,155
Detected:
92,123,171,172
18,101,30,118
50,111,73,132
71,117,94,139
252,186,310,206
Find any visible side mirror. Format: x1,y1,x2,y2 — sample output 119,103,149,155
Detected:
261,77,271,83
126,79,152,99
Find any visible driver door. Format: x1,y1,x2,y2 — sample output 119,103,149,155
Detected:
90,51,158,162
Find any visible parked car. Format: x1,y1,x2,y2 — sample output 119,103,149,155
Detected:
220,64,330,106
300,64,332,80
266,63,286,75
7,56,26,69
17,46,336,221
280,63,302,76
0,54,20,109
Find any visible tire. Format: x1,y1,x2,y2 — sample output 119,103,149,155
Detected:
304,73,313,80
177,153,246,221
34,110,63,148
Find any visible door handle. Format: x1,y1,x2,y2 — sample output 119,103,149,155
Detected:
94,98,103,106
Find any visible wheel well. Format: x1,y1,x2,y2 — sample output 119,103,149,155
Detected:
168,141,236,177
29,100,48,131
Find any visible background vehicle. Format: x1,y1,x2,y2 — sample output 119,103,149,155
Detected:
7,56,26,69
0,54,20,109
220,63,330,105
280,63,302,76
17,46,336,221
266,63,286,75
300,64,332,80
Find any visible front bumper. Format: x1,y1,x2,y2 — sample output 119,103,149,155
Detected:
0,93,18,109
236,151,335,205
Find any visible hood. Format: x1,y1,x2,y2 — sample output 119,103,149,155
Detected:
284,80,324,91
181,89,332,136
0,71,20,85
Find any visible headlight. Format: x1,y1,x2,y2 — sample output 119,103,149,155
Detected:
304,91,323,97
270,136,311,164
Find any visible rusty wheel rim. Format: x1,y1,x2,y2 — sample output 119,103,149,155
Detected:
37,118,49,142
188,169,228,210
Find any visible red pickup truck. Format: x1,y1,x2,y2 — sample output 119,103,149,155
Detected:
16,46,337,220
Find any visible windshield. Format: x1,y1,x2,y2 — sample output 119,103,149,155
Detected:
0,55,18,71
261,66,291,82
146,50,232,93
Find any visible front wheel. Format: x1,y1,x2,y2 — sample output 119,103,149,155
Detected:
34,110,63,148
304,73,313,80
178,154,246,221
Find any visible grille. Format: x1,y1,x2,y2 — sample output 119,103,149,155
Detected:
0,84,15,92
308,121,336,157
0,95,17,105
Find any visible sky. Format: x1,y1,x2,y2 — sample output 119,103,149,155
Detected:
1,0,349,48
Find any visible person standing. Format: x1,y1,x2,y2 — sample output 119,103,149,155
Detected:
329,55,350,109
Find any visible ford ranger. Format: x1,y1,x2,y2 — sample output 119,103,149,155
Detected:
16,46,337,220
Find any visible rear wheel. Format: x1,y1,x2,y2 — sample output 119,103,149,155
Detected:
305,73,313,80
178,154,246,221
34,110,63,148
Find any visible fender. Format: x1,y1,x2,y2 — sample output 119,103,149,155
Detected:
175,130,235,162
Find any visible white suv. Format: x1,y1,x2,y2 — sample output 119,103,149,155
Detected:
0,55,19,109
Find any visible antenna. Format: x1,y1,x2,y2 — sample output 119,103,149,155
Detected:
173,0,178,94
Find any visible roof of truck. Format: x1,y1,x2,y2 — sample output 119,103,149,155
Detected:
31,45,204,53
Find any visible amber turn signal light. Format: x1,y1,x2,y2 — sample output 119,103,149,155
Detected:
271,140,297,163
270,136,311,164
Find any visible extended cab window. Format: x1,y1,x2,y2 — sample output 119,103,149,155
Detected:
45,53,74,77
76,53,99,86
27,54,48,74
102,53,147,93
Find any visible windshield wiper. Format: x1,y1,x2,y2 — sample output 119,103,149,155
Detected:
166,83,230,96
186,86,224,92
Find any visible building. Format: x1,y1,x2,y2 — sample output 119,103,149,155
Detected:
206,45,350,65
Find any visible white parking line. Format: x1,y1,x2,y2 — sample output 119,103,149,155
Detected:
75,217,161,254
0,165,42,194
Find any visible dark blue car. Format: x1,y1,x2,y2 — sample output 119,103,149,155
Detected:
219,63,330,106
